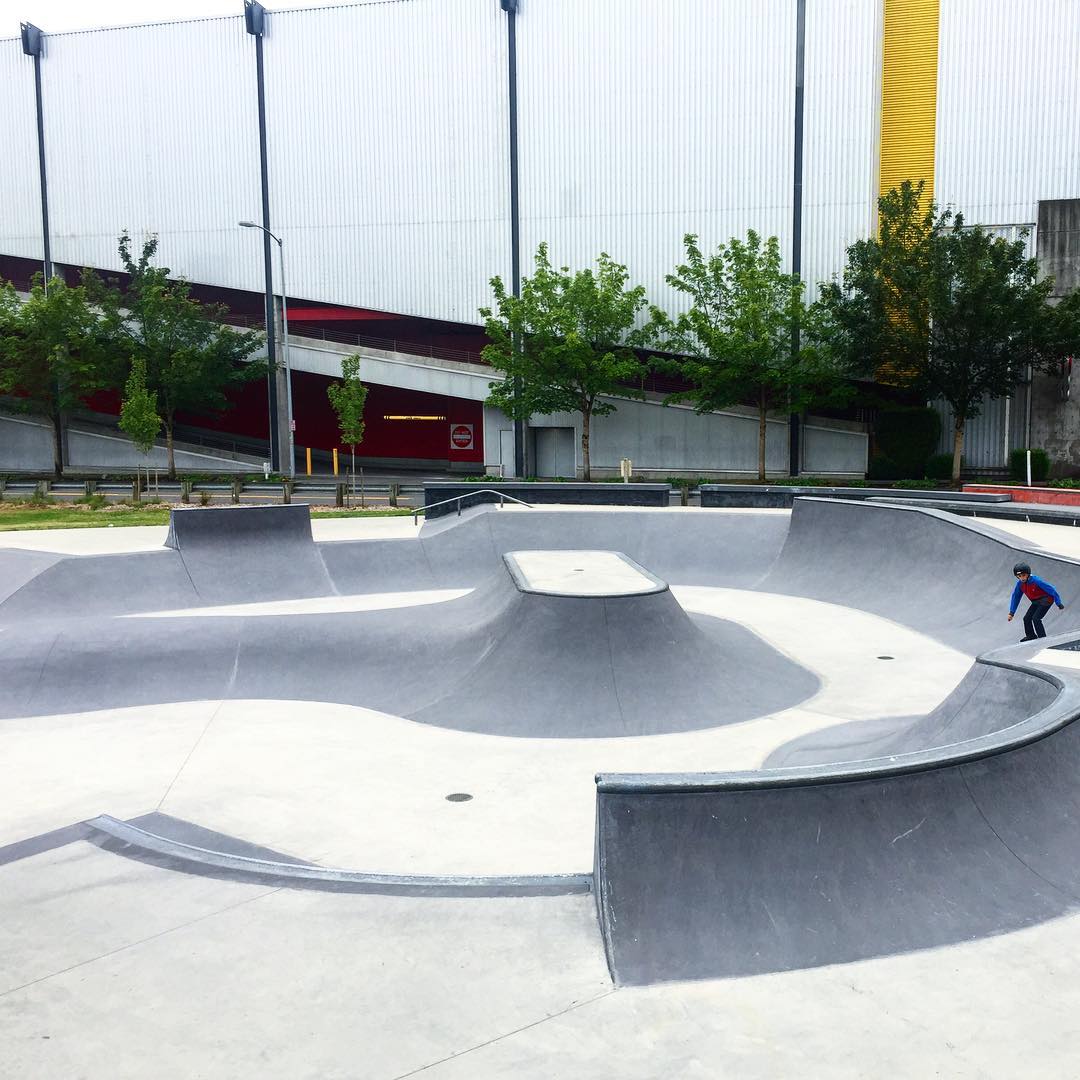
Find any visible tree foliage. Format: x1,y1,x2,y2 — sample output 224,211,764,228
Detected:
327,354,368,452
115,232,265,477
118,356,161,457
480,243,649,479
816,180,942,386
0,273,117,476
651,230,851,481
819,182,1080,481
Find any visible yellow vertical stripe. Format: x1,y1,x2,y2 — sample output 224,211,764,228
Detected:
879,0,939,203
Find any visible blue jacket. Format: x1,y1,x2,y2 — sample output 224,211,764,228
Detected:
1010,574,1063,615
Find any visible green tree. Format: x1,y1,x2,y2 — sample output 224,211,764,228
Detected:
480,243,649,480
923,222,1080,481
651,231,849,481
817,180,944,387
326,354,368,481
819,185,1080,482
0,273,117,477
116,232,265,478
118,356,161,499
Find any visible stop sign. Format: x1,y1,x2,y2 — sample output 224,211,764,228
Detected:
450,423,473,449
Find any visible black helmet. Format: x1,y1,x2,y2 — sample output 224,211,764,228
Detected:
1014,562,1032,577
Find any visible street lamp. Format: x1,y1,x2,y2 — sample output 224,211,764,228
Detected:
239,220,295,476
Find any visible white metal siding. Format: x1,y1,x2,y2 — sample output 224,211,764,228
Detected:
0,39,48,266
801,0,881,301
263,0,509,322
38,18,264,289
936,0,1080,226
16,3,1073,328
516,0,796,317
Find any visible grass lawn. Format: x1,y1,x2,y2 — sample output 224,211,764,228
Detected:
0,500,416,531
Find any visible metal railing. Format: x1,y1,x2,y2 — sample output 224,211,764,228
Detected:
221,313,487,366
412,489,533,525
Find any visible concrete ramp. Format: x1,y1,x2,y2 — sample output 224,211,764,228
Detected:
166,504,335,602
407,550,819,737
758,497,1080,652
593,654,1080,986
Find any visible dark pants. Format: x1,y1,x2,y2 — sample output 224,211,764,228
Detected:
1023,598,1054,640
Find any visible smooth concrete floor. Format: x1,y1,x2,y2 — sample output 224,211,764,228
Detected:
0,589,969,874
4,841,1080,1079
7,508,1080,1076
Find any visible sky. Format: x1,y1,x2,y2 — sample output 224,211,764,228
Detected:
7,0,349,37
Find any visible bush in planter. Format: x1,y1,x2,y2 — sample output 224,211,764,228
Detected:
874,407,942,480
892,478,940,490
868,453,901,481
1009,448,1050,483
926,453,959,480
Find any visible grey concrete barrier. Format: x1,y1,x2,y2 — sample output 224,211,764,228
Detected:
699,484,1013,508
423,482,671,519
592,648,1080,987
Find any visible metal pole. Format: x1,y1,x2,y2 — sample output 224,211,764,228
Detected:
788,0,806,478
21,24,52,285
501,0,525,479
277,235,295,477
245,2,280,473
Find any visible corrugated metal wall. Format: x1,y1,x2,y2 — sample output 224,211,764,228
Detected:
801,0,881,301
878,0,938,201
936,0,1080,225
932,388,1030,471
516,0,795,315
40,18,263,289
0,39,48,266
1,1,1075,329
0,0,876,323
263,0,509,323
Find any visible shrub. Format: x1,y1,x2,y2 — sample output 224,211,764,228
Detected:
925,453,960,480
868,453,901,481
1009,448,1050,483
874,407,942,480
892,478,940,490
768,476,867,487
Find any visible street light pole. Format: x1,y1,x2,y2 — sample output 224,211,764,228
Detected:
239,220,294,477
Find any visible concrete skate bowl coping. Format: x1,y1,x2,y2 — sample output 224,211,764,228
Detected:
5,499,1080,987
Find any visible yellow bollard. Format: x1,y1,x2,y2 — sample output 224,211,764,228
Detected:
306,447,312,476
332,448,339,476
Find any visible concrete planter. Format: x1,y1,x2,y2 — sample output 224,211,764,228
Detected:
699,484,1011,509
423,482,670,519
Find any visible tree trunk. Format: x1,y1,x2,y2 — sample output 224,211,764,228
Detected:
757,391,768,483
581,408,591,482
951,421,965,486
166,418,176,480
50,405,64,478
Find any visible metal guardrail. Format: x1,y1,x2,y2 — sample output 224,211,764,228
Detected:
412,489,533,525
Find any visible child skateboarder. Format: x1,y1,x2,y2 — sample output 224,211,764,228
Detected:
1008,561,1065,642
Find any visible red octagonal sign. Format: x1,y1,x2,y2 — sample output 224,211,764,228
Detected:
450,423,474,450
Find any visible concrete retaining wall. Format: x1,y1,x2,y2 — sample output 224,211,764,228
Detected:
0,413,256,473
483,398,868,479
699,485,1011,508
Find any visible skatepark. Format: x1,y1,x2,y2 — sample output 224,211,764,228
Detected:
5,497,1080,1075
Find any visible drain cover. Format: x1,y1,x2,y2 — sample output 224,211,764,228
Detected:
445,792,473,802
